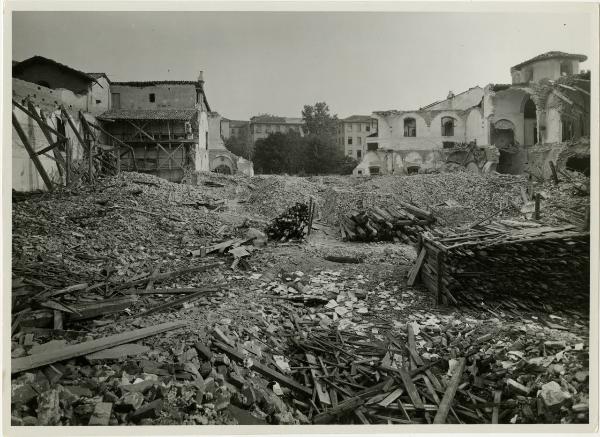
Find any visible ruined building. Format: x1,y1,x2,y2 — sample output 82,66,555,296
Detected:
12,56,109,191
356,51,590,177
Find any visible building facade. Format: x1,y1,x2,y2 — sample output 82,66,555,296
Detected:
249,115,304,144
355,51,589,177
100,74,211,181
336,115,378,160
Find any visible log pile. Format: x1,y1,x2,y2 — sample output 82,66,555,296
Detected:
414,226,590,312
265,203,310,241
340,201,436,244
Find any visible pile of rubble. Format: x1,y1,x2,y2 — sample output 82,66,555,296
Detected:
322,173,526,228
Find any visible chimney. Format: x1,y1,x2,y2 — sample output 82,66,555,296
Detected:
447,91,455,99
198,71,204,83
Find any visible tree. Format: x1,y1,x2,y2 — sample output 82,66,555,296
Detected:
302,102,338,140
224,135,252,160
253,131,306,174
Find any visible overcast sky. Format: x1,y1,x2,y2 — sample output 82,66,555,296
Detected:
12,10,592,120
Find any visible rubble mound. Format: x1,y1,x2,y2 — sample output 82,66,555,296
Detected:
322,173,526,227
243,176,320,219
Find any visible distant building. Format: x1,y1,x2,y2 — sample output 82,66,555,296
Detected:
355,51,589,177
336,115,378,160
249,115,304,144
207,112,254,176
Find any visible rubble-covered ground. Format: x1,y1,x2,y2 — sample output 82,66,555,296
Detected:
11,170,590,426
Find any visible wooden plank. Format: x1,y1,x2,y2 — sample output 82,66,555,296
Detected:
12,112,54,191
377,388,404,407
406,344,443,391
306,353,331,406
88,402,113,425
213,341,312,396
12,321,185,373
397,367,425,411
61,106,87,151
433,357,466,424
67,297,133,321
12,99,68,140
492,389,502,424
407,247,427,286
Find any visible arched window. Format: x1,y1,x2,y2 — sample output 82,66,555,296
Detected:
441,117,455,137
403,118,416,137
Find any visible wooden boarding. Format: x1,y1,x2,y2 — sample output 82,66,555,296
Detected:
377,388,404,407
12,321,185,373
397,367,425,411
213,341,312,396
306,353,332,406
433,357,466,424
492,389,502,424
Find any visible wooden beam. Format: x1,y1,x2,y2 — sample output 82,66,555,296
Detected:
12,112,54,191
572,85,590,97
12,99,67,140
60,106,87,151
12,321,185,373
27,103,66,178
407,247,426,286
433,357,466,424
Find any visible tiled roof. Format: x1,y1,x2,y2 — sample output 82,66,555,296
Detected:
112,80,199,87
512,51,587,70
98,109,197,121
13,55,100,85
342,115,375,122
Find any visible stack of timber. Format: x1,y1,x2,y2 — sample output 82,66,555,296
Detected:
414,226,590,312
340,202,435,243
266,202,311,242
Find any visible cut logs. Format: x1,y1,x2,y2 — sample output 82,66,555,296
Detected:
340,203,435,243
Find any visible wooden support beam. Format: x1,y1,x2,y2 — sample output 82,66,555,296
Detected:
407,247,426,286
61,106,87,151
549,161,559,185
26,103,66,179
12,112,54,191
12,99,67,140
572,85,590,97
87,121,138,171
12,321,185,373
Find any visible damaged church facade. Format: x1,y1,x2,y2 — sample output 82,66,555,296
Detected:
355,51,590,177
12,56,254,192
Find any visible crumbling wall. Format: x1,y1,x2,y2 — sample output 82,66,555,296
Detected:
528,138,590,179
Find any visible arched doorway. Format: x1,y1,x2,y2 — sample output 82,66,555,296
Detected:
214,164,232,174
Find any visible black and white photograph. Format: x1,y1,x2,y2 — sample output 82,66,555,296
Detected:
3,1,598,433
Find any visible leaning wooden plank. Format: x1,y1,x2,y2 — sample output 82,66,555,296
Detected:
306,353,331,406
12,112,54,191
407,248,427,286
12,99,68,140
406,346,444,391
214,341,312,396
12,321,185,374
114,262,222,289
397,367,425,411
124,287,219,295
433,357,466,424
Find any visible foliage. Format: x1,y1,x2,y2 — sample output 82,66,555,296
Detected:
254,101,354,175
302,102,338,140
224,135,252,160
